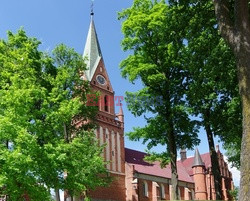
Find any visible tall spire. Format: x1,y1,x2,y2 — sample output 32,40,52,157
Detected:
83,0,102,81
192,148,205,167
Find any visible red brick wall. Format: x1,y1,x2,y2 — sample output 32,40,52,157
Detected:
193,166,207,200
164,183,170,200
138,179,152,201
89,173,126,201
179,186,185,200
125,164,136,201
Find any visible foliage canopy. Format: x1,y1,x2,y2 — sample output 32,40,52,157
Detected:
0,29,109,200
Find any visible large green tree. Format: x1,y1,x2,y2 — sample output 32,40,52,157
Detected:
120,0,242,200
119,1,199,199
0,29,109,200
212,1,250,200
167,1,241,199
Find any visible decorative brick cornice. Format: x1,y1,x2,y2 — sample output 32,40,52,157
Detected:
97,113,122,128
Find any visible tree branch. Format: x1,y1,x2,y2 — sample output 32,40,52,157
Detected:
213,0,236,47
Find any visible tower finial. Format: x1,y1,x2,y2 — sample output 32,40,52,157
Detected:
90,0,94,16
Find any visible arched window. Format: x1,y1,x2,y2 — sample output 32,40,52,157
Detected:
143,181,148,197
104,95,108,112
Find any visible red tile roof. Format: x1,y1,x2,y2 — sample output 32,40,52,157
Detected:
125,148,194,183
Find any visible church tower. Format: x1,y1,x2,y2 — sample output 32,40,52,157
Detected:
82,12,126,201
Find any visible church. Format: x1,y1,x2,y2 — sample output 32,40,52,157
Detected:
70,12,235,201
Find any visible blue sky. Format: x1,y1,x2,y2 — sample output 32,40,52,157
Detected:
0,0,240,185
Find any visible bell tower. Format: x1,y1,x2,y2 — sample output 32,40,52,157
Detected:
82,11,126,201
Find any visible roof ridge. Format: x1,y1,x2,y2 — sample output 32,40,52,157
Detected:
125,147,147,154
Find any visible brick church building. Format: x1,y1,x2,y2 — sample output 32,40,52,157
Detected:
76,13,235,201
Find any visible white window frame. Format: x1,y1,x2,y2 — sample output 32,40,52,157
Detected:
143,181,148,197
160,184,165,199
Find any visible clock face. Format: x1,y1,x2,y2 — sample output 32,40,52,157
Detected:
96,75,106,85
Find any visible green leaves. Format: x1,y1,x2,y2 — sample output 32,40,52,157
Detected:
119,0,199,168
120,0,241,170
179,1,241,168
0,29,107,199
60,132,109,195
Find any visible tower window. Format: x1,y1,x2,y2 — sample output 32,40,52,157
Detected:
104,95,109,112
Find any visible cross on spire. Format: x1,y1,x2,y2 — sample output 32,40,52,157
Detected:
91,0,94,16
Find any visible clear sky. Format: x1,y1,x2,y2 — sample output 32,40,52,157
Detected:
0,0,240,186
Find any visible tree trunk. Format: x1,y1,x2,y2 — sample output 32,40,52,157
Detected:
164,81,179,200
204,110,222,200
168,124,179,200
237,53,250,201
64,123,69,142
213,1,250,200
55,189,61,201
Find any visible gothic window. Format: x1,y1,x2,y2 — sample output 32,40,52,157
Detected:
143,181,148,197
104,95,108,112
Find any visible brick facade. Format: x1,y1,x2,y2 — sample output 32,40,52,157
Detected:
125,148,234,201
87,57,126,201
89,173,126,201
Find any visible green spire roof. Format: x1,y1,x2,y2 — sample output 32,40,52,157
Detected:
83,16,102,81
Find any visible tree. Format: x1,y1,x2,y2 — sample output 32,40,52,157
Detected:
47,43,110,200
120,0,242,199
118,1,200,199
167,1,241,199
0,29,109,200
212,1,250,200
